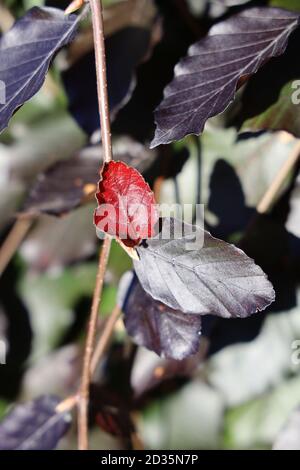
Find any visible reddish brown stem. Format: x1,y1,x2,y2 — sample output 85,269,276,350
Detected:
77,0,114,450
78,236,112,449
90,304,121,374
90,0,113,163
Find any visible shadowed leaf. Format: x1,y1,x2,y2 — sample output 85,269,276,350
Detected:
241,80,300,137
119,272,202,360
22,138,157,217
22,148,99,216
89,385,134,442
134,217,275,316
151,7,300,147
62,27,152,136
0,396,71,450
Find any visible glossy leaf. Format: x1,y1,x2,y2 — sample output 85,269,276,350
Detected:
151,7,300,147
0,7,79,133
0,396,71,450
134,217,275,316
94,161,159,248
119,272,202,360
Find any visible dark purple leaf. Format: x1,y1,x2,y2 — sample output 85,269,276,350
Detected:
134,217,275,317
22,148,99,217
119,272,202,360
21,139,157,217
0,395,71,450
0,7,80,133
151,7,300,147
62,27,151,136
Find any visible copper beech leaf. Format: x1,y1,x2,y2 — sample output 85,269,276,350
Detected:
22,148,100,217
151,7,300,147
134,218,275,317
0,396,71,450
0,7,81,133
94,161,159,248
119,272,202,360
22,139,156,217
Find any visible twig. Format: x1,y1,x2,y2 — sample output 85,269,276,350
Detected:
55,303,121,415
78,0,114,449
56,394,78,413
90,0,113,163
0,217,34,277
78,236,112,449
257,137,300,214
90,304,121,374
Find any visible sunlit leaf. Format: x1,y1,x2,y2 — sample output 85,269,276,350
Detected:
134,217,275,316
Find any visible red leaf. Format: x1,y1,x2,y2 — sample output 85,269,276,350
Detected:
94,161,159,248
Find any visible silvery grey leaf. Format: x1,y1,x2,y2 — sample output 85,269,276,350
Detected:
134,217,275,317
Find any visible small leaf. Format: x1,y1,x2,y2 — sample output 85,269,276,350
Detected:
151,7,300,147
0,7,79,133
0,396,71,450
134,217,275,316
94,161,159,248
119,272,202,360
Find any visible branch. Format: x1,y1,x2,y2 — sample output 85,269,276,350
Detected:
90,304,121,374
56,303,121,415
257,135,300,214
77,0,114,450
78,236,111,449
0,216,34,277
90,0,113,163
